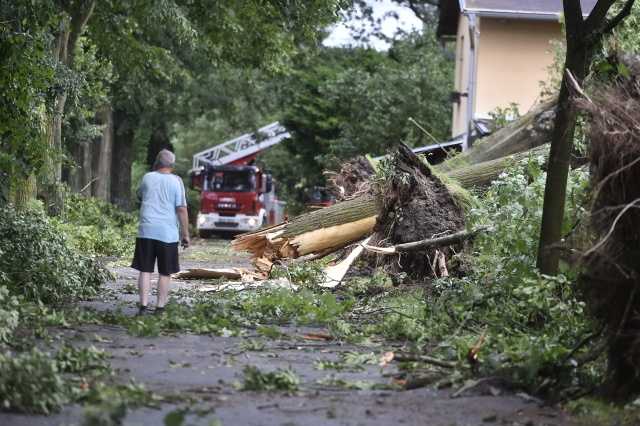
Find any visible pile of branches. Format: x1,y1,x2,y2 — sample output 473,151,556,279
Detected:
578,59,640,398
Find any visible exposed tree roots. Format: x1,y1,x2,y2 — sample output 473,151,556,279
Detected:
578,58,640,399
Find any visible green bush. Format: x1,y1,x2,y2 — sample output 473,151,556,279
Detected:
468,153,589,279
0,286,19,344
0,206,110,304
54,193,137,257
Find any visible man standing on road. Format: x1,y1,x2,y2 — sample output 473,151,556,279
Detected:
132,149,190,315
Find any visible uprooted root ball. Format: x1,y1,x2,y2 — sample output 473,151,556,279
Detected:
372,143,466,280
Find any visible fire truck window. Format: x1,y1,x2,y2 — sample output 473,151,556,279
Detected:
211,171,255,192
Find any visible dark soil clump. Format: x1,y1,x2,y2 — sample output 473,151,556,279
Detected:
372,143,465,279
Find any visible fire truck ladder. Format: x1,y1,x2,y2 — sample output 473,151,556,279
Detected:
192,122,290,169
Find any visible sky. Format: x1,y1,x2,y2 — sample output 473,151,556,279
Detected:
323,0,424,50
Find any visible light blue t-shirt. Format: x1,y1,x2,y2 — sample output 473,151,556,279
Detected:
137,171,187,243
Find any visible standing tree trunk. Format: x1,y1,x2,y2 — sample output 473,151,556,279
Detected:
80,138,93,194
43,1,96,214
146,120,173,168
43,27,70,216
11,174,37,211
537,0,636,274
92,104,113,201
111,108,136,211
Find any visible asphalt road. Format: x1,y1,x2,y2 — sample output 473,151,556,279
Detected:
0,238,576,426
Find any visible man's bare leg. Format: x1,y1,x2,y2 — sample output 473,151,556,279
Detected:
157,274,171,308
138,272,151,307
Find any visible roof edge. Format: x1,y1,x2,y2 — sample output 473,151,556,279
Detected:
466,10,561,21
458,0,590,19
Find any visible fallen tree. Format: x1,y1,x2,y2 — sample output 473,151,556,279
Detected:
233,99,557,275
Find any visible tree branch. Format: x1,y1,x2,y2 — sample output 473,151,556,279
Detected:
584,0,616,30
406,0,437,24
602,0,636,34
363,226,488,254
66,0,96,67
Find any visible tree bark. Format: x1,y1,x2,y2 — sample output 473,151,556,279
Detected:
282,194,379,238
447,144,549,188
111,108,136,211
92,105,113,201
364,227,487,254
44,1,96,213
11,174,37,211
43,27,70,216
146,120,173,168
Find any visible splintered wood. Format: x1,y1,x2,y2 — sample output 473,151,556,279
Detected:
232,195,378,274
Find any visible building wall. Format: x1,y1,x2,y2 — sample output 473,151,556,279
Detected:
450,16,561,137
475,17,561,118
452,14,471,137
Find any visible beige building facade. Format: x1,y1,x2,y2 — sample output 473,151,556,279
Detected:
438,0,596,146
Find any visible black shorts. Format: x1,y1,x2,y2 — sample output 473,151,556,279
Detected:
131,238,180,276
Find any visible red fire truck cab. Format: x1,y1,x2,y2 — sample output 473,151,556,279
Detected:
189,122,289,237
191,165,284,236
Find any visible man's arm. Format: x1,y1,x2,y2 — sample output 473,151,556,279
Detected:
177,206,190,248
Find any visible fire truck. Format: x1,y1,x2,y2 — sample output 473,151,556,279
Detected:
189,122,289,237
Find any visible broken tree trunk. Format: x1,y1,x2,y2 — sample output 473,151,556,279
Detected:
446,144,549,188
437,98,556,172
233,145,550,268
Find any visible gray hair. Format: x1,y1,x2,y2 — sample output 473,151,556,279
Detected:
153,149,176,170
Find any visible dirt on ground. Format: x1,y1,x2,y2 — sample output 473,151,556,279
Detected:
0,238,576,426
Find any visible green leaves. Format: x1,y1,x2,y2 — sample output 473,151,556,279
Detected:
0,286,20,344
164,409,187,426
0,348,68,414
270,30,454,205
52,193,137,257
241,365,300,392
0,25,54,182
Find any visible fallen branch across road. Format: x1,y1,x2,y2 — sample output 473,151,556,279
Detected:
362,227,489,255
392,353,458,369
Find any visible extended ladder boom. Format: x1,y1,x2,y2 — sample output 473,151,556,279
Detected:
192,122,290,169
